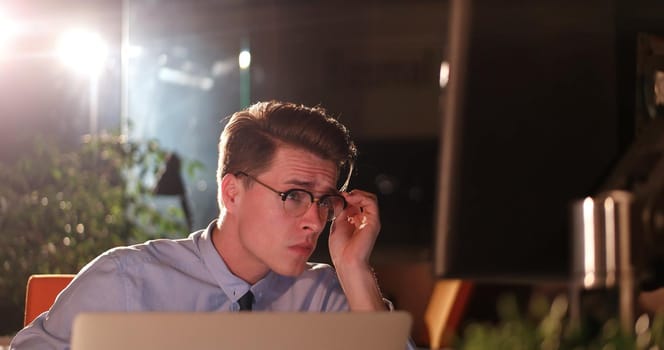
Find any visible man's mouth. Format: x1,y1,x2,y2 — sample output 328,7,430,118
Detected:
288,243,314,256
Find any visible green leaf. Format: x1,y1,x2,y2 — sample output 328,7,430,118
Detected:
0,129,193,334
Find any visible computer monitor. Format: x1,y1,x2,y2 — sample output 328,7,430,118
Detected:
434,0,624,282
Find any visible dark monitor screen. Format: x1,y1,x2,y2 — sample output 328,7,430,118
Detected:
434,0,622,282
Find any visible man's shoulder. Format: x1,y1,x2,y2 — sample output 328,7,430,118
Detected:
100,233,201,267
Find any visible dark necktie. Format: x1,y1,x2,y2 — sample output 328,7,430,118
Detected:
237,290,254,311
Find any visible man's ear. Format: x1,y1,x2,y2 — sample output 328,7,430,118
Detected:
220,173,242,212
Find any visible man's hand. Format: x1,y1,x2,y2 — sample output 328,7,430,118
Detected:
329,189,381,266
328,189,386,311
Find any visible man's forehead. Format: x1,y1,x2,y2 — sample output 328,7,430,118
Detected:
283,176,339,192
259,145,345,187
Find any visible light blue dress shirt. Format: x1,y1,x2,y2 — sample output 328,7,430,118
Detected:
10,221,353,349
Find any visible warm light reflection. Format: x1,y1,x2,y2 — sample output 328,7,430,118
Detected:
582,197,595,287
604,196,616,286
655,71,664,105
57,29,108,76
439,61,450,88
238,50,251,69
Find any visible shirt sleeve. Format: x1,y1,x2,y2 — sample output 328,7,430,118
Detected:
317,266,350,311
10,250,128,350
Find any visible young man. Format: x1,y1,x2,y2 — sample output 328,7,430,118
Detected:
11,101,409,349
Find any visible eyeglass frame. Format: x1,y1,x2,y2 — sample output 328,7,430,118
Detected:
234,171,348,223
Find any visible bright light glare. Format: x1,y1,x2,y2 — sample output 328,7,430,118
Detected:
238,50,251,70
57,29,108,75
122,44,143,59
0,12,20,55
582,197,595,288
158,67,215,91
439,61,450,88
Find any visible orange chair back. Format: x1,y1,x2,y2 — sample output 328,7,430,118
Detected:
425,280,473,349
24,274,75,326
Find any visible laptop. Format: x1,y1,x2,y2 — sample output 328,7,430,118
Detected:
71,311,412,350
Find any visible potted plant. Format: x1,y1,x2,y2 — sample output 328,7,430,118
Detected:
0,132,196,335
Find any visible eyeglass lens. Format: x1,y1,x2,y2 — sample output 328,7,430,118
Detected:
282,189,345,222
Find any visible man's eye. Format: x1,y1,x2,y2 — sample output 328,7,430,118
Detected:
285,190,307,202
318,198,332,208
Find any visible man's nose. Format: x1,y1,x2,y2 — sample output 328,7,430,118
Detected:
299,202,324,233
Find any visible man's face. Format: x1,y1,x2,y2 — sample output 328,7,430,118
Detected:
235,146,339,277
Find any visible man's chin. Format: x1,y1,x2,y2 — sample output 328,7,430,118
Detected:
271,263,307,277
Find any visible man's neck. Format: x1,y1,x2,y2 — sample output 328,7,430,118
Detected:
211,218,269,285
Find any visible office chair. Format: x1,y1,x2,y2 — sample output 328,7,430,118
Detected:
24,274,75,326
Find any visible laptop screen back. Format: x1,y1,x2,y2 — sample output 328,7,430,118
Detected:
71,311,412,350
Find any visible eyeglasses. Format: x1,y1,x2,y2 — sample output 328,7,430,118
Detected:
236,171,347,223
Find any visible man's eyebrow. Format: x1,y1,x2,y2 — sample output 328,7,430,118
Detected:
284,178,313,187
284,179,338,194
